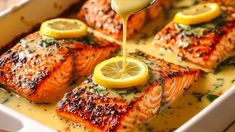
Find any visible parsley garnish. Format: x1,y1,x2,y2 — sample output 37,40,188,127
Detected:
78,36,99,46
0,84,5,88
1,98,9,104
192,92,220,102
215,57,235,73
118,88,139,96
207,94,219,102
214,18,226,27
41,39,57,47
192,92,207,102
91,87,105,95
131,51,145,57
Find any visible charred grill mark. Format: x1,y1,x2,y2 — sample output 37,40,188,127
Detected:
101,4,112,14
8,51,19,64
57,78,132,131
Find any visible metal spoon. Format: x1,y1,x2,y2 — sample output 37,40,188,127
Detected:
136,0,157,13
111,0,157,14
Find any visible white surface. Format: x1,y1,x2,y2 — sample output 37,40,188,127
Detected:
0,104,55,132
177,86,235,132
0,0,78,48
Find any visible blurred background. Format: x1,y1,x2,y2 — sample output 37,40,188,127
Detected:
0,0,21,12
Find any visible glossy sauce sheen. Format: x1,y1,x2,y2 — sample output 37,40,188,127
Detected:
111,0,152,72
1,1,235,132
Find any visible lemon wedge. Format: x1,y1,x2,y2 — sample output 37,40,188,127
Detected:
174,3,221,25
93,57,149,88
40,18,87,38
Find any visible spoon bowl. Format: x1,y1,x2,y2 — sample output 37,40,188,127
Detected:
111,0,157,15
135,0,157,13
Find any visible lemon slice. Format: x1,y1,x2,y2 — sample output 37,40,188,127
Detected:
93,57,149,88
40,18,87,38
174,3,221,25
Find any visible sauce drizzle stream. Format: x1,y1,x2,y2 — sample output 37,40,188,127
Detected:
111,0,152,72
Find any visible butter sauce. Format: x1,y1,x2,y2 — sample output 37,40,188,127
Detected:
111,0,152,72
1,1,235,132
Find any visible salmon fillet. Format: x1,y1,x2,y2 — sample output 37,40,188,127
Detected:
153,5,235,69
56,51,200,132
0,32,120,103
201,0,235,6
77,0,172,40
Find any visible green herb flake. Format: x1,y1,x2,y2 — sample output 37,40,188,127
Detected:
78,36,99,46
207,94,219,102
1,98,9,104
41,39,57,47
0,84,5,88
0,94,13,104
192,92,207,102
91,87,105,95
131,52,145,57
118,88,139,96
231,79,235,84
214,18,226,27
212,78,224,90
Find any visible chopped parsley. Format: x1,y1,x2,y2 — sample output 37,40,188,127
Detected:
176,23,214,37
0,84,5,88
212,78,224,90
0,93,13,104
131,51,145,57
214,18,226,27
231,79,235,84
192,92,220,102
1,98,9,104
90,87,105,95
117,88,140,96
192,92,207,102
176,16,226,38
78,36,99,46
40,39,58,47
215,57,235,73
207,94,219,102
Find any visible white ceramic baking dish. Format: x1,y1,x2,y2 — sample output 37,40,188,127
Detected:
0,0,234,131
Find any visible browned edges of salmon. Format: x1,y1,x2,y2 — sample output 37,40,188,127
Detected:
0,32,120,103
153,5,235,69
56,51,200,132
77,0,172,40
201,0,235,6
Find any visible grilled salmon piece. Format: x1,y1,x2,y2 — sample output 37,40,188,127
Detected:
0,32,120,103
77,0,172,40
201,0,235,6
153,5,235,69
56,51,200,132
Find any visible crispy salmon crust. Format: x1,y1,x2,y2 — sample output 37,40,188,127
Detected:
77,0,172,40
153,5,235,69
0,32,120,103
56,51,200,132
201,0,235,6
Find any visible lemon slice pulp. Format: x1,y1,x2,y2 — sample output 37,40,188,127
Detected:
174,3,221,25
40,18,87,38
93,57,149,88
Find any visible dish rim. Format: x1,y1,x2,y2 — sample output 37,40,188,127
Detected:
0,0,234,131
